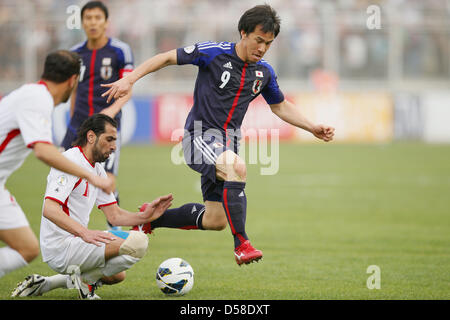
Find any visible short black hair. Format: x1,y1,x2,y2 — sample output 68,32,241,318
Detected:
41,50,80,83
238,4,281,38
73,114,117,147
81,1,109,20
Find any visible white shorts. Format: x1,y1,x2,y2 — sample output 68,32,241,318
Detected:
44,236,106,274
0,186,29,230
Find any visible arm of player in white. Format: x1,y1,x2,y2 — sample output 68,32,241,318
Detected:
100,194,173,227
33,142,114,194
43,198,115,247
100,49,177,103
269,99,335,142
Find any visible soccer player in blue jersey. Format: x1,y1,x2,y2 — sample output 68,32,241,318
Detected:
102,5,335,265
62,1,134,225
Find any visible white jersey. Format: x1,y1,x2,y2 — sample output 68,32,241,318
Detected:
40,146,116,264
0,82,53,185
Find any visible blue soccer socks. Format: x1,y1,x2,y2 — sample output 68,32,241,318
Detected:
152,203,205,230
222,181,249,248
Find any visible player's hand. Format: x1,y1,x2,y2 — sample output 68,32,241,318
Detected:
312,124,335,142
87,173,115,194
80,229,116,247
101,77,132,103
140,194,173,222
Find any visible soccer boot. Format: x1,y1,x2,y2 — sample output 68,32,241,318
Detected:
86,282,102,300
68,265,100,300
131,202,152,234
11,274,46,297
234,240,263,265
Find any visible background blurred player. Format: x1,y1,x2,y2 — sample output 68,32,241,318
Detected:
0,50,114,279
12,114,173,299
102,5,334,265
61,1,134,229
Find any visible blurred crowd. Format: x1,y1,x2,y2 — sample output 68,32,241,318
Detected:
0,0,449,93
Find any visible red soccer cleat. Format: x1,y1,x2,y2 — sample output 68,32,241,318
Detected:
131,203,152,234
234,240,263,265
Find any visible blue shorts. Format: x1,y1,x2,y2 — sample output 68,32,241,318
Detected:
182,131,239,202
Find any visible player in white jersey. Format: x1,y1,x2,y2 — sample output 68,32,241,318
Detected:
0,50,114,279
12,114,173,299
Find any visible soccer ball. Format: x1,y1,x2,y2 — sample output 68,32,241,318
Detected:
156,257,194,296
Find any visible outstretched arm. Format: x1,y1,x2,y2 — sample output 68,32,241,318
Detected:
100,89,132,119
270,99,335,142
101,49,177,103
33,142,114,193
101,194,173,227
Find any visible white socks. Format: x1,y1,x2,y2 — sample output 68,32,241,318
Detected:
101,255,139,277
42,274,74,292
81,254,140,284
26,255,139,296
0,247,27,278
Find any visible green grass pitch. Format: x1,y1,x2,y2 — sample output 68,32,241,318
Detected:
1,142,449,300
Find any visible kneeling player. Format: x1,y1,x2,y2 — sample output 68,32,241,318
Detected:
12,114,172,299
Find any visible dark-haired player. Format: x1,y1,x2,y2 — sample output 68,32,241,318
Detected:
102,5,335,265
62,1,134,228
0,50,113,278
11,114,173,299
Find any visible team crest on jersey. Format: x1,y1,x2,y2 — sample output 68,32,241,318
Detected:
100,57,113,80
252,79,263,94
56,175,68,186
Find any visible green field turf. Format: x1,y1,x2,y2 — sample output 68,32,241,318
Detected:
1,142,449,300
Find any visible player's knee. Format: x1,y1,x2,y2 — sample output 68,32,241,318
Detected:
232,160,247,181
216,151,247,182
118,231,148,259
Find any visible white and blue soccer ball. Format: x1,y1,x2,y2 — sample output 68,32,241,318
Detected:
156,257,194,296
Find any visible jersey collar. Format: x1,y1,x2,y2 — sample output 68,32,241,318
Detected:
37,80,49,91
85,37,111,51
76,146,95,168
233,42,260,66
